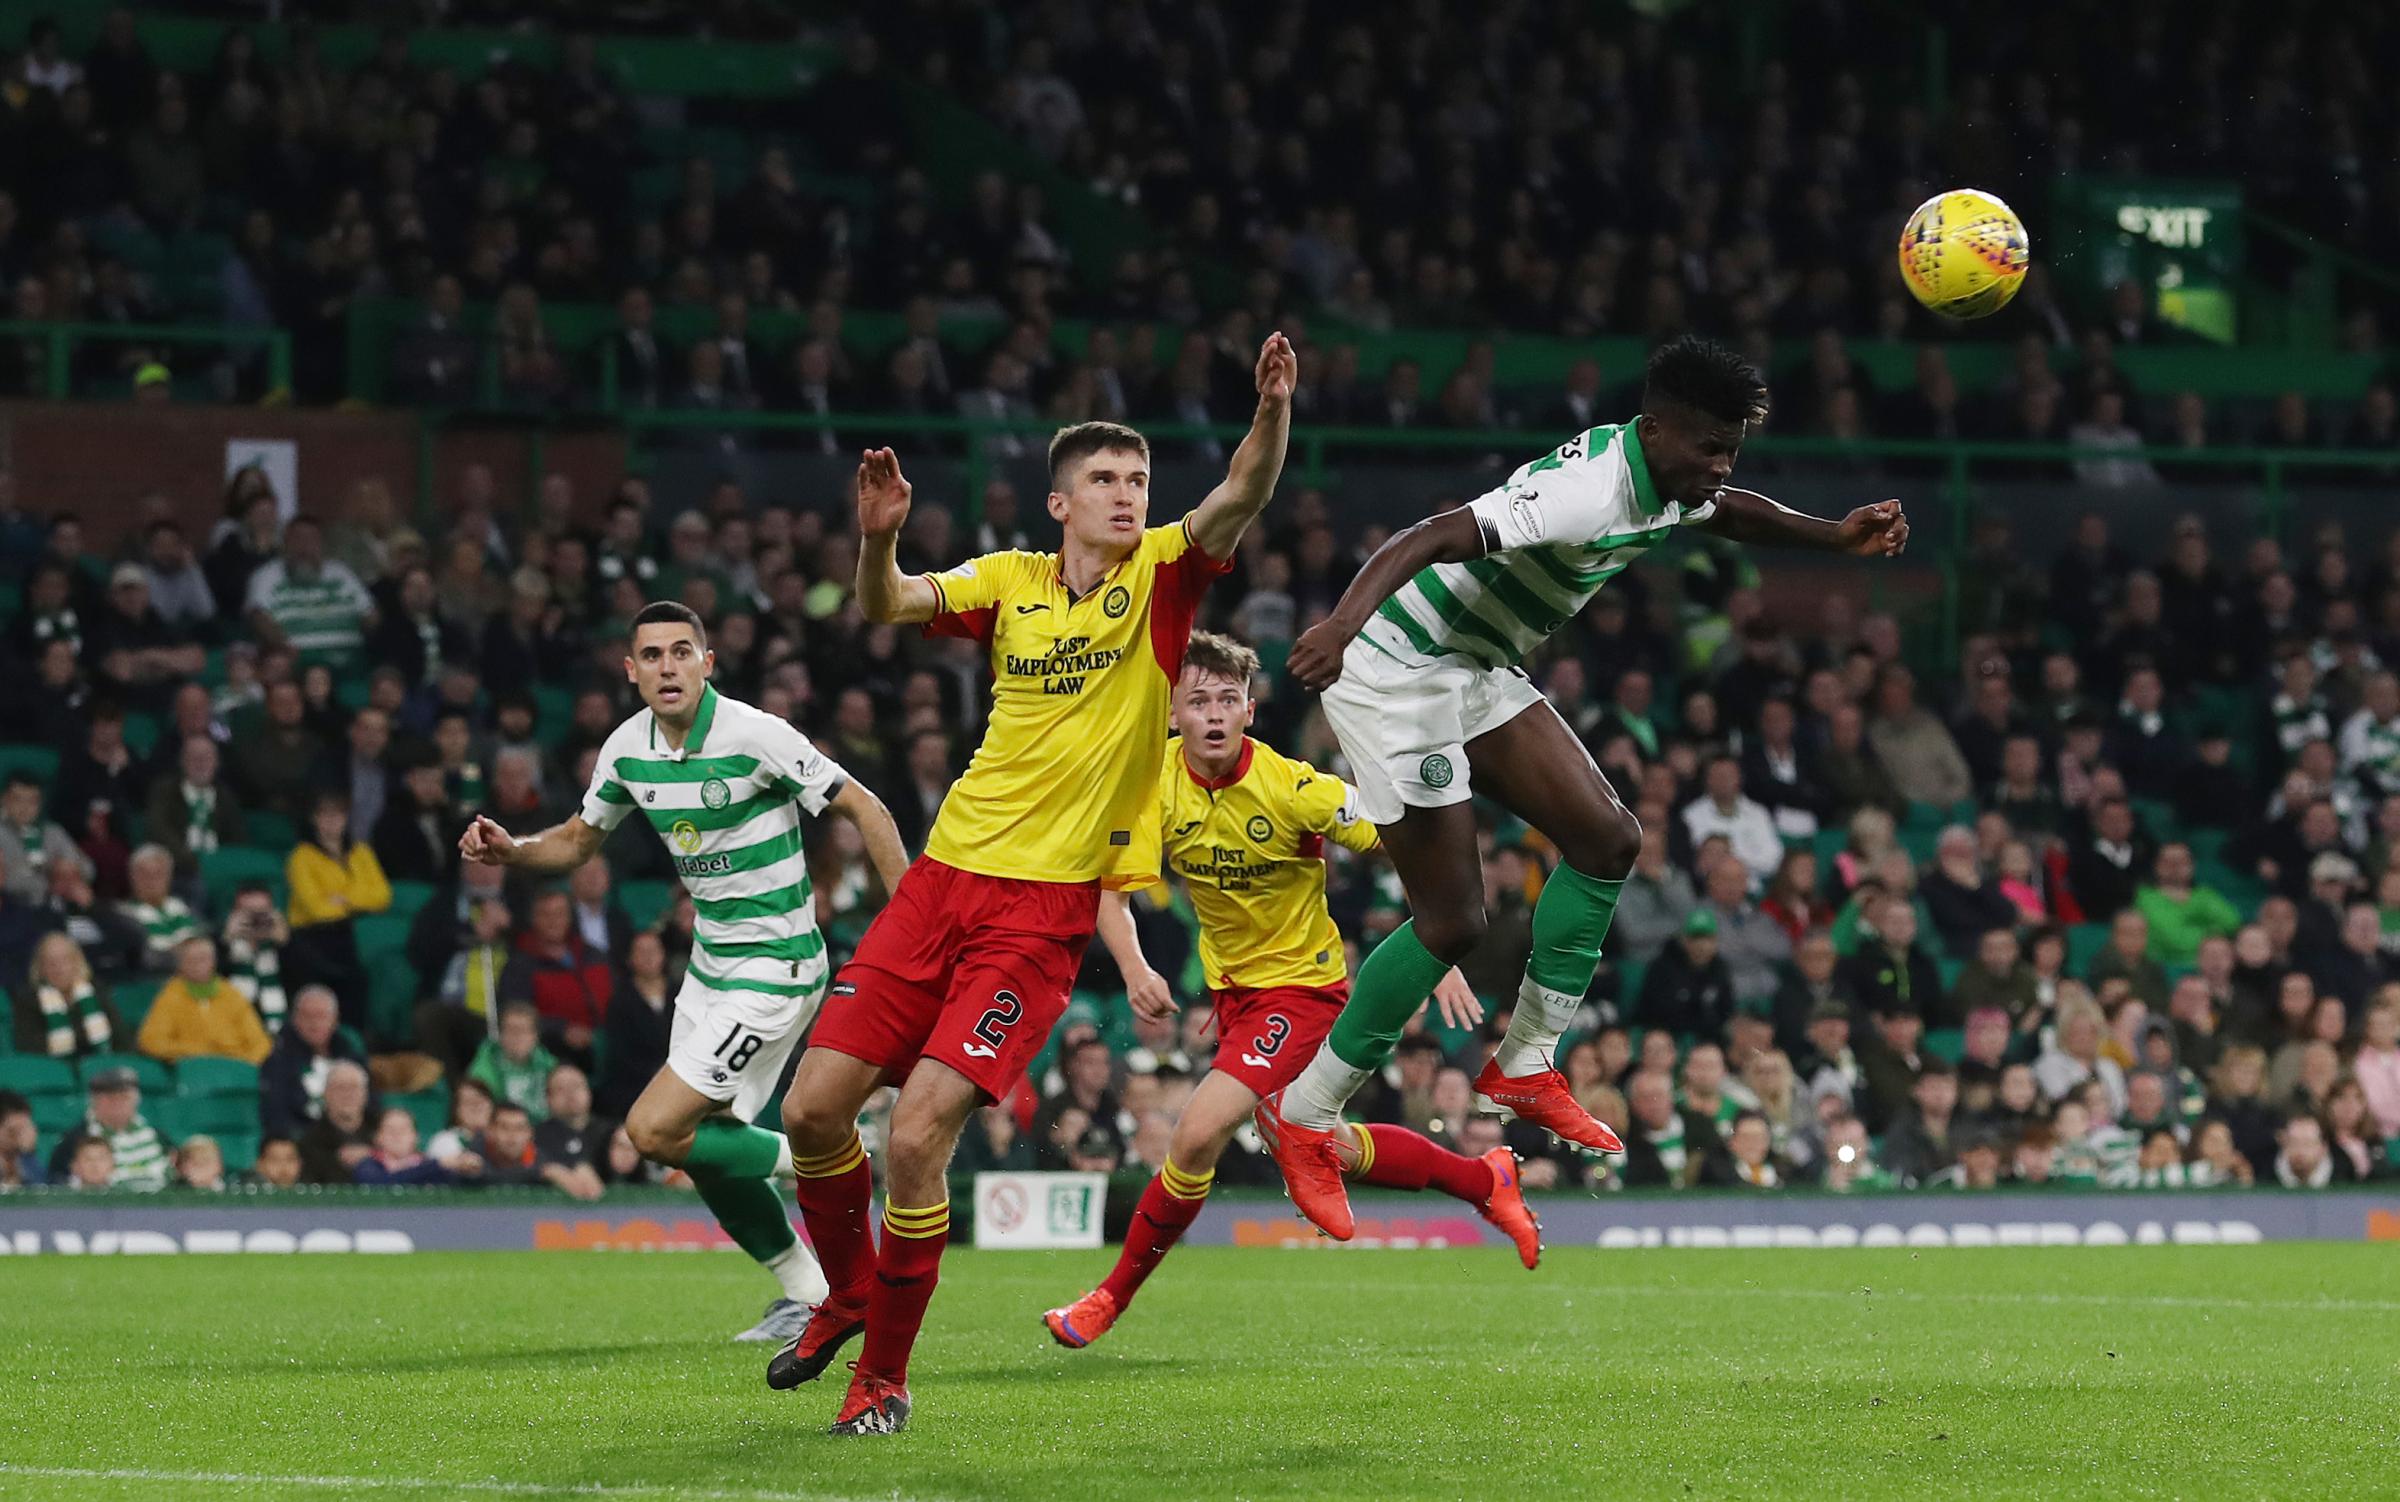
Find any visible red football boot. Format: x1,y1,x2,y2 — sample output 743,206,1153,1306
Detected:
1042,1287,1122,1349
1475,1148,1543,1270
1252,1089,1355,1241
828,1363,911,1436
1471,1058,1626,1154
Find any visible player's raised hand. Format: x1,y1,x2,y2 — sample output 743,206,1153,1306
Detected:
1429,969,1484,1031
1125,964,1179,1021
458,813,517,867
1836,499,1910,557
1287,619,1351,691
1253,330,1296,407
855,447,913,539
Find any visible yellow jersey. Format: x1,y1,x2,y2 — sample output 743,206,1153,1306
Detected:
1154,735,1379,990
921,520,1229,889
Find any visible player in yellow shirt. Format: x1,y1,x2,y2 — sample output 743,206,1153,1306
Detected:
769,335,1296,1434
1042,632,1544,1350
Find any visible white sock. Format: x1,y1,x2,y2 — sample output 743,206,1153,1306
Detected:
764,1240,829,1306
770,1134,795,1181
1491,979,1582,1077
1283,1047,1371,1130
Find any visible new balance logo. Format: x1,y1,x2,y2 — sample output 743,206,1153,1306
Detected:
1240,1053,1271,1069
962,1042,999,1060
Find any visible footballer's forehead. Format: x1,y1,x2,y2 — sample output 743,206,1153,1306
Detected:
1060,445,1150,489
1177,664,1251,696
630,621,705,655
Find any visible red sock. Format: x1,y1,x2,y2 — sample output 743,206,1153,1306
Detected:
789,1135,877,1300
1097,1158,1214,1308
860,1199,950,1384
1356,1123,1495,1204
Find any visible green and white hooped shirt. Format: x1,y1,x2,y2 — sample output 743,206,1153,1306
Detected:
580,686,848,999
1359,421,1717,672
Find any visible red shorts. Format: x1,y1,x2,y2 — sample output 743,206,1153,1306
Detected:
1206,982,1347,1096
812,857,1099,1101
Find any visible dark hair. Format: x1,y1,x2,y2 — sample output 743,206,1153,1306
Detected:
1047,420,1149,488
258,1133,298,1154
0,1088,29,1118
492,1102,533,1122
1914,1056,1957,1080
1644,335,1770,425
1180,630,1260,689
631,600,707,649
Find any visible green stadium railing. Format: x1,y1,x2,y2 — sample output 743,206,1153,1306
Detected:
0,321,292,401
0,3,834,100
345,290,2400,415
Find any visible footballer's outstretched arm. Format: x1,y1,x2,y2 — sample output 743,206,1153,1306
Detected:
1096,891,1178,1020
828,777,910,899
853,447,941,624
1184,332,1296,561
459,812,605,874
1284,507,1484,691
1696,489,1910,557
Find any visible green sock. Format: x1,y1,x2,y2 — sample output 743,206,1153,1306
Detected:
689,1165,799,1263
684,1116,784,1179
1526,863,1626,994
1327,920,1451,1071
1495,864,1626,1075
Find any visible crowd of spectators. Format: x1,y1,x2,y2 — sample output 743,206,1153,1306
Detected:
4,6,2398,448
0,421,2396,1202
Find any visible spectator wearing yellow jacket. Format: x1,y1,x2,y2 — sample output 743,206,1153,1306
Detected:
284,790,393,1035
137,936,272,1066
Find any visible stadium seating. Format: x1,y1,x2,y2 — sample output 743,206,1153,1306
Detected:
75,1054,172,1094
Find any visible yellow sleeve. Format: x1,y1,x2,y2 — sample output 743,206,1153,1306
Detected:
287,847,343,926
1291,763,1380,854
347,844,393,914
924,550,1020,618
224,984,274,1066
136,983,192,1060
1155,739,1181,846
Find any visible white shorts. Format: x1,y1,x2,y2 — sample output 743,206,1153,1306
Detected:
1320,637,1548,826
665,969,827,1124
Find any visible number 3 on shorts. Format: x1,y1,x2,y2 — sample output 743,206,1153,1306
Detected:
713,1025,764,1072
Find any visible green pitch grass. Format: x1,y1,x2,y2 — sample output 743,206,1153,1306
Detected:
7,1243,2398,1500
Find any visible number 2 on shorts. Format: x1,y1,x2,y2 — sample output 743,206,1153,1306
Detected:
973,990,1023,1049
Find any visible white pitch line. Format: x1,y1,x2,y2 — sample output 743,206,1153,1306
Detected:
0,1465,935,1502
1189,1275,2400,1316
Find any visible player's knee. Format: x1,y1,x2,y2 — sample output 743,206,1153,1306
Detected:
1560,805,1642,880
780,1095,850,1156
1167,1120,1231,1177
1414,905,1488,966
624,1110,680,1164
883,1105,959,1178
